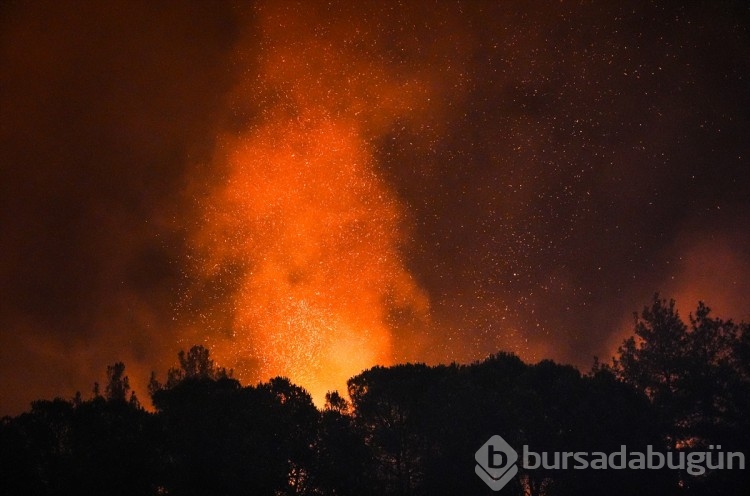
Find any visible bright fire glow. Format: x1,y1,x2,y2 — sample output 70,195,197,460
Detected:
188,3,433,403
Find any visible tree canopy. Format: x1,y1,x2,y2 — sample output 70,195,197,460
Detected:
1,298,748,495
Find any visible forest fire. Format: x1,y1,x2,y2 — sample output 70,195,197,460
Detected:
187,4,435,401
1,0,749,493
0,0,747,432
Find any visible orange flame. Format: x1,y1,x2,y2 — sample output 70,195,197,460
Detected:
187,2,438,403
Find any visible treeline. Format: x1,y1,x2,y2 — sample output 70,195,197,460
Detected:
1,296,748,495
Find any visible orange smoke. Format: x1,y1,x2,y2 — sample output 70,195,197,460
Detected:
186,2,445,403
602,229,750,365
666,234,750,323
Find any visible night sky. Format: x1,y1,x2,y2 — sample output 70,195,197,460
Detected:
1,0,749,414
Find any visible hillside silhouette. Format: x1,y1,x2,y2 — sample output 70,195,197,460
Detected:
1,295,748,495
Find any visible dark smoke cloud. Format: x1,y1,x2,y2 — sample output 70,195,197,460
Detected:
1,1,748,414
0,0,241,413
380,1,750,366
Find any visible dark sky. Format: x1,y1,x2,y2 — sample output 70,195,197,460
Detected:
1,0,749,414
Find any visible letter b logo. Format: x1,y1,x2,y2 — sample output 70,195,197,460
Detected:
475,435,519,491
488,445,509,468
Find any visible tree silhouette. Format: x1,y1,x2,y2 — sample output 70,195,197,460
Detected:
616,295,690,448
0,363,158,496
149,345,231,395
314,390,373,494
150,347,320,495
614,295,750,493
1,300,748,496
